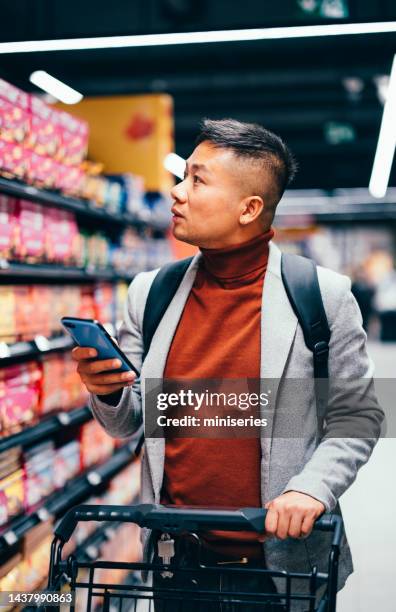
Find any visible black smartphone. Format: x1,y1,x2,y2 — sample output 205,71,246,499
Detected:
61,317,139,375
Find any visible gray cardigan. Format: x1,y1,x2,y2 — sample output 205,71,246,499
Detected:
89,241,384,607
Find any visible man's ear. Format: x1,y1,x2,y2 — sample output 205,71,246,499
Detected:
239,196,264,225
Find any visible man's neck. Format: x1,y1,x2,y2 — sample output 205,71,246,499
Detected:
198,227,271,250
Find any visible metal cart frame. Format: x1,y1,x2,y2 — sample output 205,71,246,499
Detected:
46,503,343,612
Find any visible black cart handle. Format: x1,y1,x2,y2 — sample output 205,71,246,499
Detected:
54,504,343,547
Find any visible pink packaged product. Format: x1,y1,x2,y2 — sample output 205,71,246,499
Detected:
0,79,30,145
44,208,79,264
0,363,41,435
0,195,18,259
53,441,81,489
25,151,56,189
55,110,88,166
23,441,55,510
55,162,85,196
0,489,7,526
27,96,59,157
0,140,29,180
14,200,46,262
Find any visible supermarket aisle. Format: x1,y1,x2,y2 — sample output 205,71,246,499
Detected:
337,342,396,612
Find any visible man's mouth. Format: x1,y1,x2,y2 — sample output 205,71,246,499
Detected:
171,207,184,218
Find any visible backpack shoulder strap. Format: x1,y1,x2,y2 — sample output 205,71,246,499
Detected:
142,257,194,361
281,252,331,419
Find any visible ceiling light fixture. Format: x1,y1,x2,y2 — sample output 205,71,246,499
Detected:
29,70,83,104
369,55,396,199
164,153,186,179
0,21,395,54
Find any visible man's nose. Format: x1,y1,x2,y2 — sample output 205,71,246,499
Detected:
170,180,188,204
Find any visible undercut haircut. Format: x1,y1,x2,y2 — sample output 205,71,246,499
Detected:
196,118,298,211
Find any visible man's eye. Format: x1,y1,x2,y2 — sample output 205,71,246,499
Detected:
193,175,202,184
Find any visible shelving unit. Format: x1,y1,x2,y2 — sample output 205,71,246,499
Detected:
0,138,160,591
0,177,167,231
0,406,92,454
0,333,73,362
0,435,142,563
277,188,396,224
0,260,134,283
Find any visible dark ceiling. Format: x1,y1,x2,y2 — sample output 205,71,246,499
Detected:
1,0,396,190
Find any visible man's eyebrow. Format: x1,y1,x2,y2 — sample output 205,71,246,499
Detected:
185,162,211,175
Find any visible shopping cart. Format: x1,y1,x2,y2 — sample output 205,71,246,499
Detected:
46,503,343,612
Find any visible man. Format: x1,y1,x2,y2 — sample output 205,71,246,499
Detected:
73,119,383,610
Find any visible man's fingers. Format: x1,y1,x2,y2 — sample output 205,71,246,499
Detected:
78,358,123,374
265,507,278,536
265,493,324,540
276,511,291,540
300,514,315,538
81,371,136,386
288,511,305,539
71,346,97,361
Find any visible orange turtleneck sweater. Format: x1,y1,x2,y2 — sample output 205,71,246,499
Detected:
160,229,274,557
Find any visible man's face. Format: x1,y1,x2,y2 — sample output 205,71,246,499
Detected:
170,141,252,248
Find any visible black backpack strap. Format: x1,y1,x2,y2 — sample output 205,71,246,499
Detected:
142,257,194,361
281,253,331,423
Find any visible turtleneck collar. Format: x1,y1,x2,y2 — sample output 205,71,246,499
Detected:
199,228,274,282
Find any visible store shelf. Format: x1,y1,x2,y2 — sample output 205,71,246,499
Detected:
21,520,128,609
0,177,152,230
0,322,119,365
277,187,396,224
0,333,73,363
0,260,134,283
0,434,142,562
0,406,92,454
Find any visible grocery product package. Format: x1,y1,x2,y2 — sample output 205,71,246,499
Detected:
14,200,46,263
79,420,115,470
53,440,81,489
0,195,18,260
0,80,30,145
0,362,41,435
0,447,24,527
23,440,55,509
40,352,88,415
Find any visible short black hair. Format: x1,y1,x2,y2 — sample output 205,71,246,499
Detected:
195,118,298,205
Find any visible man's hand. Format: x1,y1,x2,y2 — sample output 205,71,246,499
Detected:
264,491,325,540
72,346,136,395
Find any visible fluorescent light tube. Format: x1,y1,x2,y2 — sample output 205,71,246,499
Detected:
369,54,396,199
29,70,83,104
1,22,395,54
164,153,186,179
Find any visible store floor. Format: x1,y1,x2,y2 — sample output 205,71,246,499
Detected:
338,341,396,612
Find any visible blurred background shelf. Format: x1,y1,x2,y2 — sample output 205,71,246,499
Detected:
0,436,141,562
0,177,156,230
0,406,93,454
0,261,134,282
0,333,73,362
277,188,396,224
